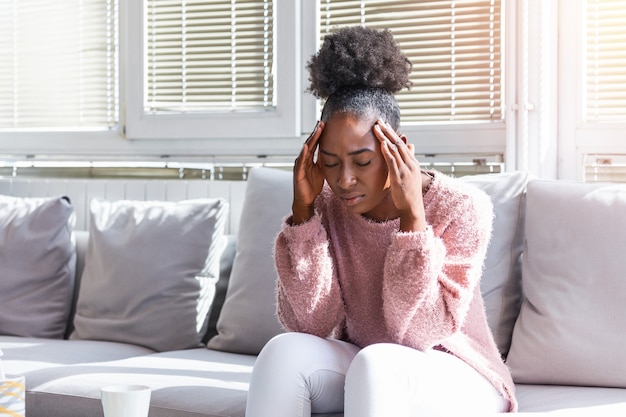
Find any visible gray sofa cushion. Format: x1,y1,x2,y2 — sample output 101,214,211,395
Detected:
0,195,76,339
0,336,154,375
19,347,255,417
207,168,289,354
71,198,228,352
515,384,626,414
460,171,527,357
507,179,626,387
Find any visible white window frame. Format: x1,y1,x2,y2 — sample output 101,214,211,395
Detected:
301,1,513,158
0,0,520,162
124,0,302,146
507,0,558,179
558,0,626,180
0,0,306,159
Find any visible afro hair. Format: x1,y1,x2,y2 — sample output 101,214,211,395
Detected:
307,26,412,99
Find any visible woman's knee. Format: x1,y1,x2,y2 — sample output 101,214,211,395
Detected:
260,332,321,356
345,344,507,415
256,332,359,373
346,343,423,383
256,333,320,369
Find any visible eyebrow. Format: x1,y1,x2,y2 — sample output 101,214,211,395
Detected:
319,148,373,157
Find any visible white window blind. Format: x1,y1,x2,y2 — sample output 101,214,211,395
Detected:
319,0,502,123
584,0,626,122
145,0,274,113
0,0,118,129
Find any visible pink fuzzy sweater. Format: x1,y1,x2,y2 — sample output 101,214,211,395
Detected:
274,172,517,412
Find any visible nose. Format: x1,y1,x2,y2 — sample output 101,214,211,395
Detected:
338,166,357,189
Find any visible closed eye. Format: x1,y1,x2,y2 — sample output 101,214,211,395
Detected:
356,160,371,167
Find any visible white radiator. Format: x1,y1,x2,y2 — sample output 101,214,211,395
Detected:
0,177,247,235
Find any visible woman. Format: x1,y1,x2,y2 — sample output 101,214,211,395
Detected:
245,26,517,417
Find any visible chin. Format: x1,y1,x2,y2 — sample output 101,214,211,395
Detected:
343,200,371,217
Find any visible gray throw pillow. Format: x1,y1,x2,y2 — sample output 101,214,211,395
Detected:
507,179,626,387
0,195,76,338
207,167,290,354
71,197,228,352
460,171,528,357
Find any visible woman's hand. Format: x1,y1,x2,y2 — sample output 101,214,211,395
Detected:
374,119,427,232
292,121,325,224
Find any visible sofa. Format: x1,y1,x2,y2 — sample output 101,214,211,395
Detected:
1,166,626,416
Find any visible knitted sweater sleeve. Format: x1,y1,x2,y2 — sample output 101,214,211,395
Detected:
382,190,493,351
274,215,345,338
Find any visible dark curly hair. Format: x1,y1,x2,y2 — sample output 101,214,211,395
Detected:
307,26,412,130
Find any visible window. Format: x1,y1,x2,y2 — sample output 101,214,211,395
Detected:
583,0,626,123
144,0,274,113
581,0,626,183
0,0,301,157
125,0,301,142
316,0,508,157
0,0,118,130
320,0,502,123
1,0,510,165
559,0,626,181
5,0,625,181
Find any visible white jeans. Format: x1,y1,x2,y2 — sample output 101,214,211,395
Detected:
245,333,509,417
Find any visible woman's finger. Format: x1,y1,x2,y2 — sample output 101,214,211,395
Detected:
296,123,318,168
374,121,396,154
387,140,402,171
305,120,320,144
376,120,414,168
305,120,324,148
374,119,396,145
304,121,324,162
375,124,399,168
378,128,401,181
379,121,420,169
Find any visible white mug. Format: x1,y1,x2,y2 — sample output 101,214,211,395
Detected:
100,384,151,417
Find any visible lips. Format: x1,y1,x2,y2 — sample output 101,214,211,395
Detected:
340,194,364,206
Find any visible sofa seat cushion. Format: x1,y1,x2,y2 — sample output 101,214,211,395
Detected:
18,348,256,417
515,384,626,415
0,336,154,375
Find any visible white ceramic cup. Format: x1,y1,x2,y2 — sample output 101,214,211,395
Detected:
100,384,151,417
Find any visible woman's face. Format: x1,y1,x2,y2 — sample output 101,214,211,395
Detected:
318,113,398,221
